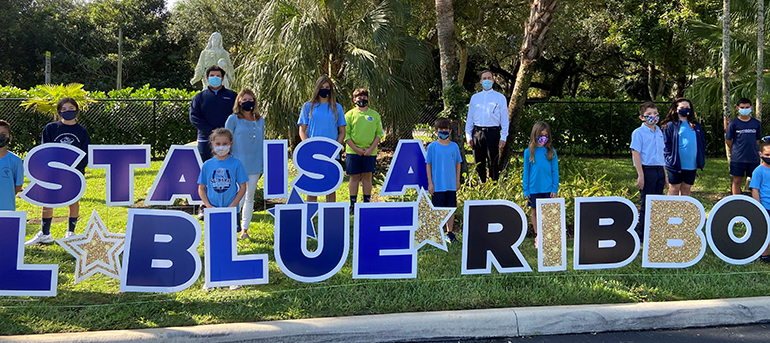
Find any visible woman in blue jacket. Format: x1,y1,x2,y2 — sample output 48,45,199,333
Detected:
660,98,706,196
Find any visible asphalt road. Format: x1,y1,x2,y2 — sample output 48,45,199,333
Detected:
438,323,770,343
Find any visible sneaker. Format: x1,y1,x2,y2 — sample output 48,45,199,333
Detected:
229,285,242,290
64,231,75,238
24,231,54,246
759,255,770,264
446,232,457,243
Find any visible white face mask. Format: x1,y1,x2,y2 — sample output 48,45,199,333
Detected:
213,145,231,157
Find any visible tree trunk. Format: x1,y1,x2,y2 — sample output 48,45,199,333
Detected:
500,0,558,169
758,0,764,121
457,39,468,85
723,0,731,162
435,0,458,96
648,61,656,100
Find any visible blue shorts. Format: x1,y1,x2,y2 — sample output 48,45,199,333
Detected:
346,154,376,175
527,192,552,208
432,191,457,208
667,169,697,185
730,162,759,177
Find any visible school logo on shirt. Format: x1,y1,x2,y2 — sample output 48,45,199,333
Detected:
366,116,373,122
1,167,10,178
209,168,232,193
54,133,80,145
736,128,757,135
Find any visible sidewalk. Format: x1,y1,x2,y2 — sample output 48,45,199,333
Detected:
3,296,770,343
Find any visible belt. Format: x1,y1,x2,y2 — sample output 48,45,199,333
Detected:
642,165,664,169
474,126,501,132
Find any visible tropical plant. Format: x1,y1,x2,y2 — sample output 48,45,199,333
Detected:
237,0,432,144
20,83,96,118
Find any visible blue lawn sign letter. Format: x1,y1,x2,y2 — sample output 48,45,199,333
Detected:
353,202,418,279
263,140,288,199
120,209,202,292
0,212,58,296
144,145,203,206
89,145,151,207
274,203,350,283
291,137,343,197
204,207,269,287
20,143,86,207
380,140,428,196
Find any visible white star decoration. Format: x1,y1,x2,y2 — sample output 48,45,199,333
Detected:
414,189,455,252
56,210,125,284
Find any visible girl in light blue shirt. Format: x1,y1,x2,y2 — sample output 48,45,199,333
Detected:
523,121,559,248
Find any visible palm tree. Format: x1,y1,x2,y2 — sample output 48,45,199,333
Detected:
237,0,431,145
20,83,96,119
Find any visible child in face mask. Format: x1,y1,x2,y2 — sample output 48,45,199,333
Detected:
344,88,382,206
198,128,249,290
727,98,762,195
749,139,770,263
523,121,559,248
426,118,462,243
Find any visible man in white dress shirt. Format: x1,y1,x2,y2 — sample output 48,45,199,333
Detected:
465,70,509,182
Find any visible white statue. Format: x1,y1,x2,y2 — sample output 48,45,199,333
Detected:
190,32,235,89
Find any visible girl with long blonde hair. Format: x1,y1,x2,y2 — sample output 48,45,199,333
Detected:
522,121,559,248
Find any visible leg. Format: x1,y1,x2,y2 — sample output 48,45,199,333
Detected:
67,201,80,233
326,192,336,202
361,172,373,201
445,191,457,233
486,129,501,181
668,183,681,195
348,173,361,204
732,176,744,195
307,195,318,202
680,183,692,196
240,174,260,237
530,207,538,236
472,130,488,183
41,207,53,235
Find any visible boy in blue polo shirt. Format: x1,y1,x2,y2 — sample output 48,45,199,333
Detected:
426,118,462,243
750,140,770,263
630,102,667,240
727,98,762,195
0,120,23,211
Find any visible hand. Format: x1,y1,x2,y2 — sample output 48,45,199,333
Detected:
356,147,365,156
466,139,473,148
498,140,506,149
636,175,645,190
550,192,557,198
664,179,669,190
456,180,461,190
428,184,434,195
364,147,374,156
524,196,530,202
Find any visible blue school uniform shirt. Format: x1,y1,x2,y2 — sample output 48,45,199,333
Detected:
750,164,770,210
678,121,697,170
225,114,264,175
726,117,762,163
425,141,462,192
522,146,559,197
630,124,665,166
42,121,91,172
297,102,346,141
0,152,23,211
197,155,249,208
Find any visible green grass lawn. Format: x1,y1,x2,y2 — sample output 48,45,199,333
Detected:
2,157,768,335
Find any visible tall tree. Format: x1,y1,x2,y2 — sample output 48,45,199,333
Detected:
723,0,732,161
500,0,557,167
435,0,458,100
758,0,765,120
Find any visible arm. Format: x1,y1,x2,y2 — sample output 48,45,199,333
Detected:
726,139,733,151
225,115,236,133
189,95,215,134
426,163,434,194
551,152,559,196
337,125,346,145
198,184,212,208
456,161,461,191
522,150,530,198
632,149,645,190
15,185,22,195
364,136,381,156
299,124,309,140
465,96,475,147
365,115,384,156
345,138,363,155
753,188,761,202
229,182,248,207
498,94,509,149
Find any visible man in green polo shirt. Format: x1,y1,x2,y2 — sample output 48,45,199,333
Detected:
345,88,383,205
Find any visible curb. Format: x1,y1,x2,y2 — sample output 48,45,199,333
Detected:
3,296,770,343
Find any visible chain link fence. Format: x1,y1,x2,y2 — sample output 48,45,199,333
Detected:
0,98,731,158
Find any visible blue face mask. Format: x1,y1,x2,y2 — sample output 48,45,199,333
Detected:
437,131,450,139
60,110,77,121
481,80,493,90
739,108,752,116
208,76,222,87
678,108,692,117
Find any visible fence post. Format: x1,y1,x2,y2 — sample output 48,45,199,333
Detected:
608,103,614,157
152,100,157,158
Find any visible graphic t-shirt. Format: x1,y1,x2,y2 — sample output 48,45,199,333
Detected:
42,121,91,172
297,102,346,141
678,121,697,171
726,117,762,163
344,108,383,155
425,141,462,192
0,151,23,211
197,155,249,208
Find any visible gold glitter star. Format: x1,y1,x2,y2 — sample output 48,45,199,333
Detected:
56,210,125,284
415,189,455,251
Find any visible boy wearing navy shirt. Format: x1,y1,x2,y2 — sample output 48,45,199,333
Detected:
426,118,462,243
726,98,762,195
0,120,23,211
630,102,667,240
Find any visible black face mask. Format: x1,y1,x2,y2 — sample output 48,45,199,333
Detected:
763,156,770,165
241,101,255,112
0,135,8,148
355,99,368,107
318,89,331,98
